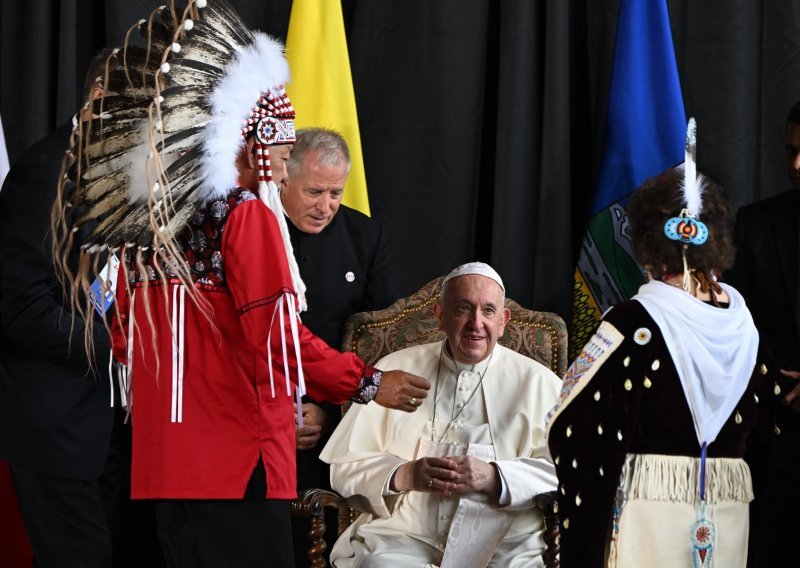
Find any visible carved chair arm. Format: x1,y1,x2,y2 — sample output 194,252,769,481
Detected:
534,490,560,568
290,488,357,568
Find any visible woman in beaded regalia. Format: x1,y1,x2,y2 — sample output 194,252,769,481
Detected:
547,120,790,568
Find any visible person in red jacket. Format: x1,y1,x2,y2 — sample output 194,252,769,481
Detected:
50,2,429,566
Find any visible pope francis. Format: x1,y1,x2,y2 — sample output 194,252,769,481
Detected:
321,262,561,567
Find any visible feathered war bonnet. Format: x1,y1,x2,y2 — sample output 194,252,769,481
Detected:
52,0,307,354
663,117,711,292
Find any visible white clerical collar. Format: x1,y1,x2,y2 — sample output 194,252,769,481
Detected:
441,340,495,375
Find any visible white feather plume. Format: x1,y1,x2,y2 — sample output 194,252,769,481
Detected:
680,117,706,217
199,33,290,201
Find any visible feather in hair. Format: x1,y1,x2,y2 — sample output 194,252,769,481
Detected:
681,117,706,217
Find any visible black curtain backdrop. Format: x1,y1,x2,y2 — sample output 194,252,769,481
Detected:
2,0,799,332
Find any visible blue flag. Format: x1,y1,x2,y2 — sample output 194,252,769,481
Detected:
571,0,686,358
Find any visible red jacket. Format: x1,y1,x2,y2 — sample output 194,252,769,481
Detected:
112,189,368,499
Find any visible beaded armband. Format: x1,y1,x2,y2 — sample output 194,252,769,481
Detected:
351,367,382,404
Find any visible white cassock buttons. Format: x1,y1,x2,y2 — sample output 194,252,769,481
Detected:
345,271,355,282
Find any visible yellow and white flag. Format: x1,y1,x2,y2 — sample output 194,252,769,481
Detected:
285,0,370,215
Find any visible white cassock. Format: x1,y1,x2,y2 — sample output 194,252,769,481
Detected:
320,341,561,568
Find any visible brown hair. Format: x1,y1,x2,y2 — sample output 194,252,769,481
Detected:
627,167,735,281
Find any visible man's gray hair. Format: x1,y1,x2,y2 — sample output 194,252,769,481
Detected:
287,127,351,178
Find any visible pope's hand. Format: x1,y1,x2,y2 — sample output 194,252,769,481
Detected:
448,455,501,496
390,456,459,494
374,370,431,412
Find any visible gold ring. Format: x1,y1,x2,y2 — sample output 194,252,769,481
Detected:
409,397,417,407
426,478,434,488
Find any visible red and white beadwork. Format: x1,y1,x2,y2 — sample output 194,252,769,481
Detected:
240,86,295,183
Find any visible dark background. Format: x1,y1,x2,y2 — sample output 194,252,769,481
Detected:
2,0,798,329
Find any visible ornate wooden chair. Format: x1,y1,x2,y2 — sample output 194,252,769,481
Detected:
291,275,567,567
